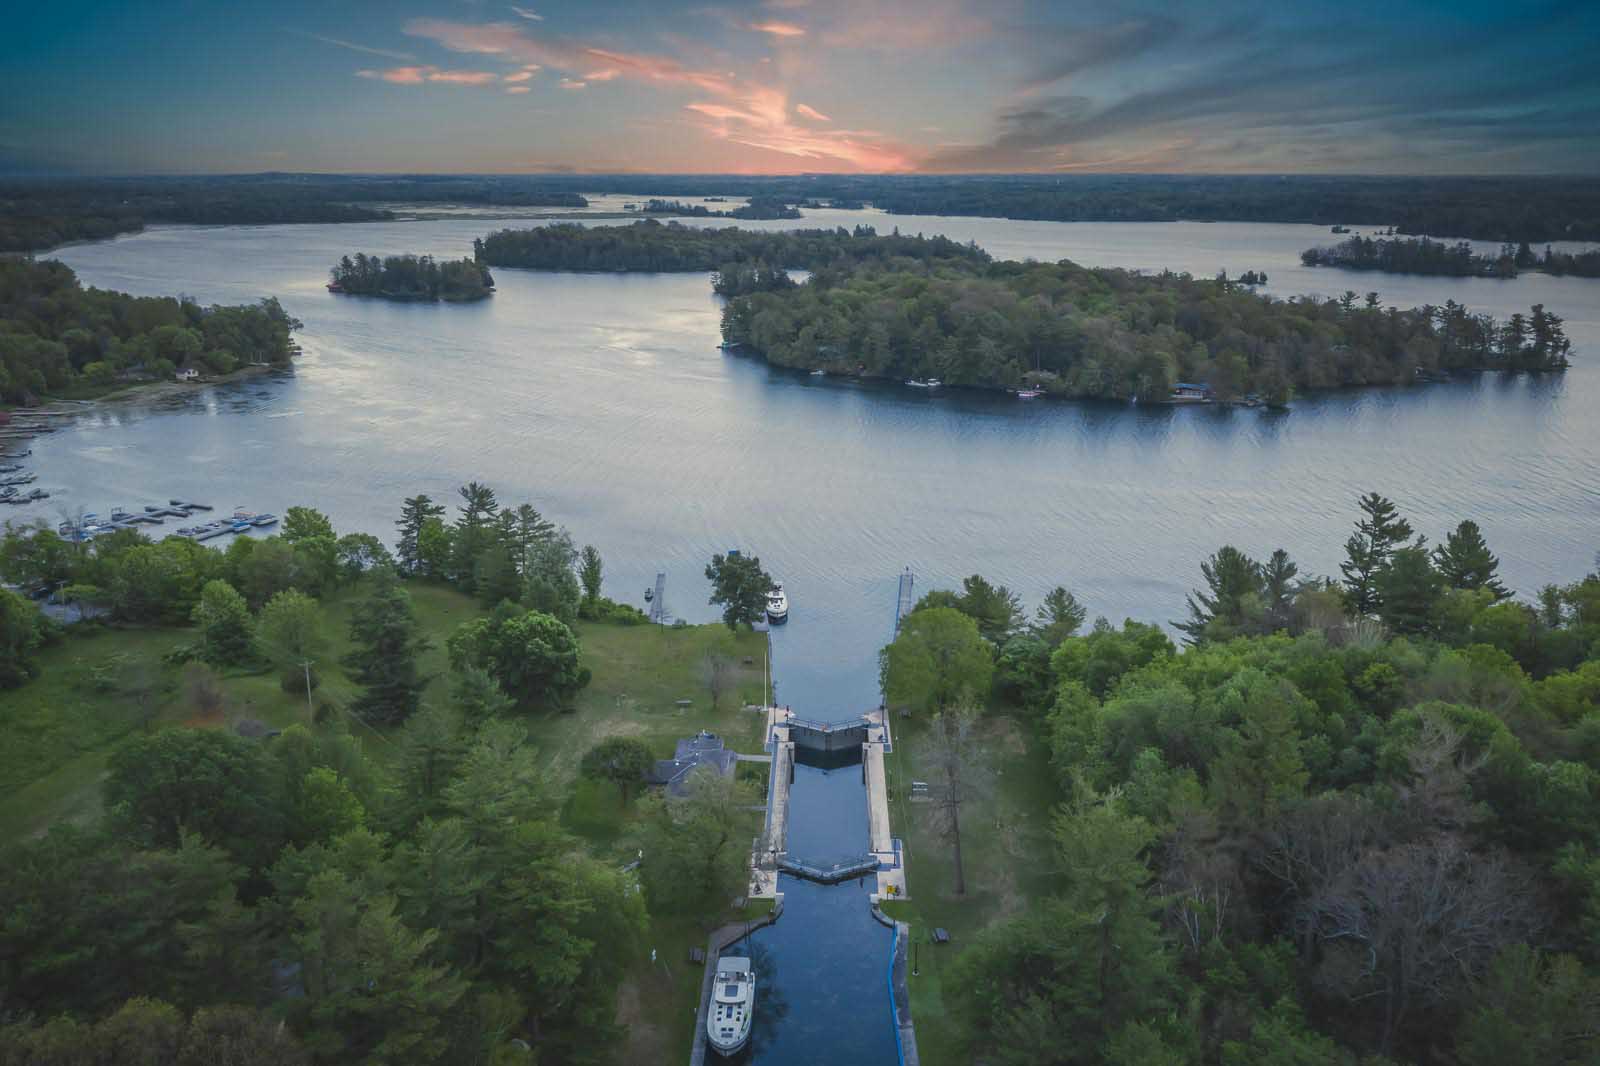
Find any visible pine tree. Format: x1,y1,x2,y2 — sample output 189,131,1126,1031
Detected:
1261,548,1301,631
579,545,603,606
395,495,444,575
1434,519,1510,600
344,568,431,726
1177,545,1263,643
1341,492,1414,615
1376,543,1444,636
449,481,499,587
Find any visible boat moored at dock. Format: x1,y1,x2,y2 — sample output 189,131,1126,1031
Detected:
706,956,755,1056
766,583,789,624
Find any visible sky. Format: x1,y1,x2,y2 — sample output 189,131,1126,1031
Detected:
2,0,1597,175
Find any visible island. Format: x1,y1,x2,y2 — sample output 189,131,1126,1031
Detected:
642,197,802,220
1303,235,1600,279
328,253,495,303
0,257,299,404
473,221,1572,405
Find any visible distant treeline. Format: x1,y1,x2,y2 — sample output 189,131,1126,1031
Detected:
473,220,989,273
641,196,801,220
1304,235,1600,279
0,258,299,403
0,177,589,253
719,258,1572,403
329,253,495,302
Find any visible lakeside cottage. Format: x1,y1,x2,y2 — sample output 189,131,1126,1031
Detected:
174,366,200,382
648,730,738,796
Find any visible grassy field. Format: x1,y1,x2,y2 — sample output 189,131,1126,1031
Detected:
882,708,1061,1066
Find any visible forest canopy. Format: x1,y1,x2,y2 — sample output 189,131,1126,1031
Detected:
1304,235,1600,279
0,257,299,403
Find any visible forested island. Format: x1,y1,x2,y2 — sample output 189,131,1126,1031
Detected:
474,219,987,274
1304,235,1600,279
642,196,802,220
875,495,1600,1066
0,258,299,403
328,253,495,302
473,221,1571,404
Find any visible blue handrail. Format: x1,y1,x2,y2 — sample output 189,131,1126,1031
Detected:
886,920,905,1066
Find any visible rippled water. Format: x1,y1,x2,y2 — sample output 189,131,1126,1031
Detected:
32,209,1600,1066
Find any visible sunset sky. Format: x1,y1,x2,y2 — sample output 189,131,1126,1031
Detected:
4,0,1597,175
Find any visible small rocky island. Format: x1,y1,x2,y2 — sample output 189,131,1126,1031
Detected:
327,253,494,302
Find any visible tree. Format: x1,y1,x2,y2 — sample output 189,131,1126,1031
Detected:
1375,544,1443,636
1261,549,1301,632
581,737,655,806
280,506,334,544
1034,586,1088,647
924,703,989,895
344,567,431,726
446,606,588,709
257,588,322,702
389,705,466,829
701,650,735,710
0,586,49,688
395,494,445,575
1208,673,1310,825
192,579,253,666
637,768,752,912
1456,945,1600,1066
1434,519,1510,600
451,481,500,588
880,606,994,714
1176,545,1263,643
105,729,280,860
1341,492,1414,615
955,574,1026,644
579,544,603,605
451,663,515,724
705,552,775,630
335,532,393,581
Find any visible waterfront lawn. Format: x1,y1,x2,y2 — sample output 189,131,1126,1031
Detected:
882,709,1060,1066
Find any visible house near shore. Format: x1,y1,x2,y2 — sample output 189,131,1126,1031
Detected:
175,366,201,382
647,730,738,796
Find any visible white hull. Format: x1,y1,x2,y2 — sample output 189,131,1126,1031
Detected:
707,956,754,1056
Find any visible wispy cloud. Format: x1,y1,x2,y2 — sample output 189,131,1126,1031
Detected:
795,103,830,122
750,20,805,37
509,5,543,20
584,68,621,81
356,65,501,86
558,78,587,89
505,85,532,94
503,70,534,82
294,31,414,61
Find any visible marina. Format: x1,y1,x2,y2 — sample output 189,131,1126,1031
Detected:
53,503,276,543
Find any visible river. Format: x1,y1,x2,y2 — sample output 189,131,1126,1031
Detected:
28,207,1600,1066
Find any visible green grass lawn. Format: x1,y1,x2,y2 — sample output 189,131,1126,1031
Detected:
883,708,1061,1066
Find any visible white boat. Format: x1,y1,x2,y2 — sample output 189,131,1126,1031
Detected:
707,956,755,1056
810,368,826,377
904,378,943,388
1015,389,1042,399
766,583,788,624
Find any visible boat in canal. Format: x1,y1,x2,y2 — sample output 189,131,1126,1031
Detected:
706,955,754,1056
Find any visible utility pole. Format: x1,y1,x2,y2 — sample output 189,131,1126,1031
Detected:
299,658,315,725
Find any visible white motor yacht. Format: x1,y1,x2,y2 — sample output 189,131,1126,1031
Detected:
707,956,755,1056
766,583,789,624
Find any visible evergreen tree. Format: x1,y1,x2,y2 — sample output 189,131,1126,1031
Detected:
1177,545,1263,643
1341,492,1414,614
1033,586,1088,647
579,544,603,606
344,568,431,726
1375,543,1443,635
1261,548,1301,632
1434,519,1510,600
450,482,500,588
395,495,444,575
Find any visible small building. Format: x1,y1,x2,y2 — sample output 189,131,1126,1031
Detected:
648,730,738,796
1171,382,1211,400
175,366,201,382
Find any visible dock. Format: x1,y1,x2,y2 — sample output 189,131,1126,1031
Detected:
687,898,784,1066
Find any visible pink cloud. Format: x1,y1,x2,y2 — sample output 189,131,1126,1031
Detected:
750,20,805,36
559,78,587,89
503,70,534,82
584,68,621,81
505,85,532,94
795,103,831,122
356,65,501,86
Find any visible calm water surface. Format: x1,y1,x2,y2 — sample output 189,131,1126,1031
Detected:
34,209,1600,1065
